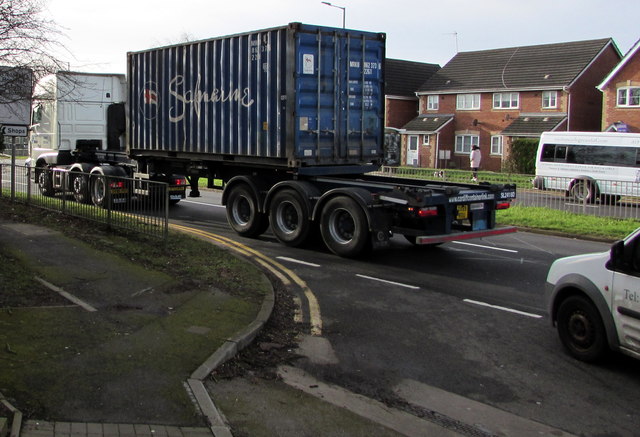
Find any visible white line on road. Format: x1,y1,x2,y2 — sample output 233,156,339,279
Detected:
356,274,420,290
35,276,98,312
463,299,542,319
452,241,518,253
276,256,322,267
182,199,224,208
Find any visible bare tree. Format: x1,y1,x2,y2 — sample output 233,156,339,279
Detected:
0,0,66,105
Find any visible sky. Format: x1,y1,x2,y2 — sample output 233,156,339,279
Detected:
46,0,640,74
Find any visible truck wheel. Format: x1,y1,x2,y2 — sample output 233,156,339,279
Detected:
226,184,268,237
569,180,595,203
90,174,108,208
269,189,311,247
72,173,90,204
37,167,54,197
320,196,369,257
556,295,607,362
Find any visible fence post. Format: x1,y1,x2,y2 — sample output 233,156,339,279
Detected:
164,182,169,242
10,138,16,201
26,164,31,204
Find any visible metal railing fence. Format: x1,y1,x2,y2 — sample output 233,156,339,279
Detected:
0,163,170,240
372,166,640,221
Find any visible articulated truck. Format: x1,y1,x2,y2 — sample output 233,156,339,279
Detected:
29,23,516,257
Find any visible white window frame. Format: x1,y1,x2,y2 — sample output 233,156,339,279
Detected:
493,92,519,109
617,87,640,107
456,94,480,110
423,134,430,146
455,134,479,154
542,91,558,109
426,95,439,110
491,135,503,156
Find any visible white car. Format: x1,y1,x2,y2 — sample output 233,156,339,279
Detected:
545,228,640,362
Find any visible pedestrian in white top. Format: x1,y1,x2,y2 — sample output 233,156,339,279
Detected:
470,146,481,182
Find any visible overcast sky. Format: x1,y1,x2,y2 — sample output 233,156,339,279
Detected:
46,0,640,73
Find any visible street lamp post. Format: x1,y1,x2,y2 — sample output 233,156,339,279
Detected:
321,1,346,29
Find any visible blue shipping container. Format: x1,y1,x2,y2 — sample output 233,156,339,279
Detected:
128,23,385,171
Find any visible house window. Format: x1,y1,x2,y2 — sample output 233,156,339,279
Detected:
427,95,439,110
617,87,640,107
456,94,480,110
455,134,479,154
423,135,430,145
493,92,519,109
542,91,558,109
491,136,503,156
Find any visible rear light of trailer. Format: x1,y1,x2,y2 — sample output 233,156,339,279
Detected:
408,206,439,218
172,177,187,186
496,201,511,210
110,181,126,189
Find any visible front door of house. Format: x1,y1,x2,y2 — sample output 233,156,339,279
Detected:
406,135,419,166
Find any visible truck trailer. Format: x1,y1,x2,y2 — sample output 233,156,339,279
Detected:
30,23,516,257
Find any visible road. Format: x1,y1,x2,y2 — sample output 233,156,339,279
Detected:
169,190,640,437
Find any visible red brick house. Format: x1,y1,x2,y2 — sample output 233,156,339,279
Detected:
384,59,439,165
598,39,640,133
401,39,621,171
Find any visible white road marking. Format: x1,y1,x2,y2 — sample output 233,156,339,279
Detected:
182,200,224,208
35,276,98,312
356,274,420,290
463,299,542,319
276,256,321,267
452,241,518,253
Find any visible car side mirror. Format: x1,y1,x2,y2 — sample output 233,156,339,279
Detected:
609,240,625,270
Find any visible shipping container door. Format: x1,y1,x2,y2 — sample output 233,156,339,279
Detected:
294,26,384,166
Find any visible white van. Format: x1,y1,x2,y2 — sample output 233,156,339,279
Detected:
545,227,640,362
533,131,640,203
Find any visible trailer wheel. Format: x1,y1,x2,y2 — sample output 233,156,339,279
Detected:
226,184,268,237
320,196,369,257
269,189,311,247
71,173,91,204
37,167,54,197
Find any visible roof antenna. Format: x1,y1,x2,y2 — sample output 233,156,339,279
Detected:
444,31,459,53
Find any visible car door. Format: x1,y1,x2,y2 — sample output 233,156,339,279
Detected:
611,233,640,353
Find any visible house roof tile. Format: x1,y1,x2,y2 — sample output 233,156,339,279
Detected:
402,114,454,132
385,58,440,97
418,38,615,93
501,115,567,136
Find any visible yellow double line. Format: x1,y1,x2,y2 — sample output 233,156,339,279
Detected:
170,223,322,336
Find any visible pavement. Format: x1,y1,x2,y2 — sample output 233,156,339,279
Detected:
0,213,577,437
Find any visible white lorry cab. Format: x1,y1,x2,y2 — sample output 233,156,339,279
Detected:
546,227,640,362
533,131,640,204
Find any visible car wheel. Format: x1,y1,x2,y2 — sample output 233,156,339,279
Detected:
556,295,607,362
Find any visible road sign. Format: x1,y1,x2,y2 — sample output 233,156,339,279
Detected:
1,124,28,137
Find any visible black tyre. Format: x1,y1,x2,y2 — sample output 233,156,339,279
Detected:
269,189,311,247
320,196,369,257
556,295,608,362
226,184,268,237
71,173,91,204
37,167,54,197
569,179,596,203
90,173,108,208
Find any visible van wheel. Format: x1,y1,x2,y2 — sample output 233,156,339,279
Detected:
226,184,268,237
569,179,596,203
556,295,607,362
320,196,369,257
269,189,311,247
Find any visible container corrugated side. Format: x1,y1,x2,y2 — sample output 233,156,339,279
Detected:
128,23,385,170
